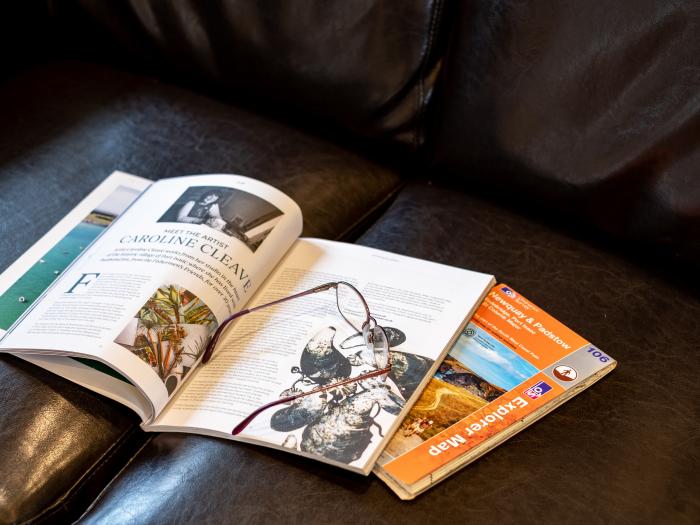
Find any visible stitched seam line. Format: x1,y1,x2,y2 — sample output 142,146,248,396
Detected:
334,180,406,242
24,426,143,525
29,427,140,524
415,0,445,150
76,434,156,522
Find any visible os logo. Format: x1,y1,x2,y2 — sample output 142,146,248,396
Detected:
524,381,552,399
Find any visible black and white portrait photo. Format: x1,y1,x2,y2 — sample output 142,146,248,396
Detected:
158,186,284,252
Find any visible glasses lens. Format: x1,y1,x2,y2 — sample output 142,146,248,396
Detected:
336,282,368,333
364,324,389,370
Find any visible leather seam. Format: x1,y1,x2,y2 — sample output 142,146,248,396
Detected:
415,0,444,150
77,433,156,522
334,181,406,242
26,425,143,525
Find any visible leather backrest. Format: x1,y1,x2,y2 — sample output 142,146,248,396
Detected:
0,2,51,77
50,0,449,148
432,0,699,263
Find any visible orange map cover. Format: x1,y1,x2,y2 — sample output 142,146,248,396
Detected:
375,284,616,498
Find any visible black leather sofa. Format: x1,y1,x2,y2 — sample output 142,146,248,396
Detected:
1,2,698,523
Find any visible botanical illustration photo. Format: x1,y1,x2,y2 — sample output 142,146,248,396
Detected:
158,185,284,252
383,322,538,457
267,324,433,466
115,284,218,395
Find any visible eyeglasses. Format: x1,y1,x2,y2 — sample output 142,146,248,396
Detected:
201,281,392,435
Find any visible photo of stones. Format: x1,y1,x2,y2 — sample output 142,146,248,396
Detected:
271,324,433,466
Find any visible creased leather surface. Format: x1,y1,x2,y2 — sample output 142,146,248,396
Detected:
49,0,448,148
0,356,144,525
0,61,401,260
0,61,400,523
433,0,700,264
78,183,699,524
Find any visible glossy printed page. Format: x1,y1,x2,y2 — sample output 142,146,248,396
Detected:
0,171,152,334
0,174,303,419
0,171,154,419
151,238,494,473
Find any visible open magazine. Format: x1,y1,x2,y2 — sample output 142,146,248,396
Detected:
0,172,494,475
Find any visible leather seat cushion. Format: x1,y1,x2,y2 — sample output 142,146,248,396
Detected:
433,0,699,264
51,0,448,147
77,183,700,523
0,60,400,524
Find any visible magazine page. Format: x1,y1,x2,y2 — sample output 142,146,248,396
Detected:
149,238,495,473
0,175,303,421
0,171,153,419
374,284,617,498
0,171,151,333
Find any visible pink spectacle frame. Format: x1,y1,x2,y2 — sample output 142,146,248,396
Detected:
200,281,392,435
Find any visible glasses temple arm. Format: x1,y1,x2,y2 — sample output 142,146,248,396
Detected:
231,364,391,436
246,282,337,314
231,364,391,435
202,283,339,364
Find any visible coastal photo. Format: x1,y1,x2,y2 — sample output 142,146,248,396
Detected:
158,186,284,252
383,322,538,457
0,185,141,330
114,284,218,395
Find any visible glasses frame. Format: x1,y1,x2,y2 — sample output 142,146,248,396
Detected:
200,281,393,435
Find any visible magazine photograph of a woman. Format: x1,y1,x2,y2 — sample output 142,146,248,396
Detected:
159,186,284,252
175,190,226,230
